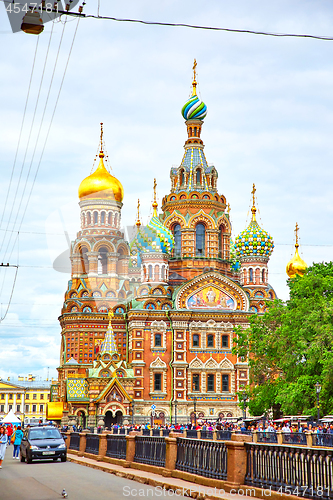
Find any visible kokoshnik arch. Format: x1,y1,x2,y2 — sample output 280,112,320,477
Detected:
50,61,281,427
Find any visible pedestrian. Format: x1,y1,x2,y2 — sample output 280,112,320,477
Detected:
6,425,13,446
0,426,7,468
13,426,23,460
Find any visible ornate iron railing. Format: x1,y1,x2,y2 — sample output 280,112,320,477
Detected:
152,429,161,436
162,429,170,436
69,432,80,451
142,428,150,436
312,434,333,448
134,436,166,467
216,430,232,441
186,429,198,438
282,433,307,446
257,432,278,443
200,430,214,440
176,437,227,480
106,435,127,459
245,443,333,499
85,433,100,455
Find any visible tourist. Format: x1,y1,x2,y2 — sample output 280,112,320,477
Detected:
13,426,23,460
6,425,13,446
0,427,7,468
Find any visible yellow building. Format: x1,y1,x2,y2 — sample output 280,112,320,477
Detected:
0,376,55,424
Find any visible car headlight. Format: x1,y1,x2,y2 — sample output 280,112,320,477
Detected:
30,445,39,450
58,444,66,449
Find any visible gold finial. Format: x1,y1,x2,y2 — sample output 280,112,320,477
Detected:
286,223,307,278
295,222,299,248
251,183,257,221
99,122,104,158
108,309,114,323
227,203,231,214
192,58,197,96
152,178,158,217
136,199,141,230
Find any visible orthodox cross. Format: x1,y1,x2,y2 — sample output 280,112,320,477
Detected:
295,222,299,246
251,183,256,207
100,122,103,150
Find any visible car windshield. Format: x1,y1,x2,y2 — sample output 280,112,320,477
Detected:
29,429,62,440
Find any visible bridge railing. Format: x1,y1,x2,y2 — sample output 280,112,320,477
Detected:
176,437,227,480
106,434,127,459
257,431,278,443
312,433,333,447
245,442,333,499
134,436,166,467
85,433,100,455
69,432,80,451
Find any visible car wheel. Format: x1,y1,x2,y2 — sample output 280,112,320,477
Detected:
61,456,67,462
20,453,25,462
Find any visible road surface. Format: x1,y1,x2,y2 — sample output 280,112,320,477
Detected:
0,446,187,500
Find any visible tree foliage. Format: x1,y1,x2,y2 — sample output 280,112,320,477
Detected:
233,262,333,417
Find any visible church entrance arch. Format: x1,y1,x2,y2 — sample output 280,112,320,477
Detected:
105,410,123,429
77,410,86,429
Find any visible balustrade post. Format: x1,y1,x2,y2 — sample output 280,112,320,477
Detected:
164,434,178,476
97,432,108,461
252,430,258,443
225,434,252,486
124,431,140,467
305,431,312,448
197,429,201,439
78,431,88,457
213,430,217,441
277,430,283,445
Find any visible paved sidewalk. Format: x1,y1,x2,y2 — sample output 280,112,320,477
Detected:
68,453,259,500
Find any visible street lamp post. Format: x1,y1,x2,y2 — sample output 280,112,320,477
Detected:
315,382,321,424
174,400,178,426
242,392,248,420
131,401,135,426
193,397,197,427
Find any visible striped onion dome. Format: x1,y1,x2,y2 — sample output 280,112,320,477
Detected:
181,94,207,121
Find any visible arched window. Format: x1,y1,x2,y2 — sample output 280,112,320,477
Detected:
218,225,225,259
148,265,153,280
114,214,118,227
195,223,205,257
180,169,185,186
196,170,201,184
173,224,181,258
101,211,105,224
87,212,91,225
161,265,165,281
249,268,253,282
194,127,197,137
108,212,112,225
262,269,265,283
93,211,98,224
97,246,108,275
80,247,89,274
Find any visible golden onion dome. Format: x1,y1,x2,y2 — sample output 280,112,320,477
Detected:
78,152,124,202
286,223,307,278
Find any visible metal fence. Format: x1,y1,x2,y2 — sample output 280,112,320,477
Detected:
85,433,100,455
69,432,80,451
186,429,198,438
257,432,278,443
312,434,333,448
176,437,227,480
216,430,232,441
282,433,307,446
200,430,214,440
106,435,127,459
142,428,150,436
134,436,166,467
245,443,333,499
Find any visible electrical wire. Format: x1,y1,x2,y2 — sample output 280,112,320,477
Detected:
7,17,81,265
0,266,18,322
84,14,333,41
0,36,39,232
0,23,54,259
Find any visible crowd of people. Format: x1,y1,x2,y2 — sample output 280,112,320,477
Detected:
0,424,24,469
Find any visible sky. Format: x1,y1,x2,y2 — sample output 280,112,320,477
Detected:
0,0,333,381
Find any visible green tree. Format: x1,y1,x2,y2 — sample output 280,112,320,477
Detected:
233,262,333,417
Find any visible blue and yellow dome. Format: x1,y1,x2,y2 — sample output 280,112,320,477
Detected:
234,185,274,259
181,59,207,121
136,180,174,255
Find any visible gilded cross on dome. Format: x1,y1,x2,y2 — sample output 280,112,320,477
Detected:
251,183,257,221
295,222,299,247
192,58,197,96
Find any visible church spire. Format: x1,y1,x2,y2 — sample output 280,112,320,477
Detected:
100,310,118,356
